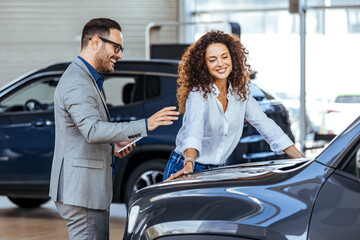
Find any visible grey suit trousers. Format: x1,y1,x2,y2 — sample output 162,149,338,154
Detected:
55,201,109,240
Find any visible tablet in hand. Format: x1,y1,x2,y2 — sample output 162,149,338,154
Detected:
116,137,143,153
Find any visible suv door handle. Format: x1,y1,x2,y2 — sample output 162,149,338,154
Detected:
31,120,54,127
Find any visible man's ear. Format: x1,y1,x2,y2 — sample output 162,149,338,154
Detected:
89,36,101,51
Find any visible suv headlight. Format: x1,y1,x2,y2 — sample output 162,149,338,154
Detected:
127,205,140,234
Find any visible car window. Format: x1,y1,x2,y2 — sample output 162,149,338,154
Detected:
343,157,356,176
103,76,144,107
0,77,59,112
146,75,161,99
335,95,360,103
341,143,360,177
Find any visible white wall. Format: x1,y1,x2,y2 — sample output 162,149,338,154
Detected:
0,0,178,86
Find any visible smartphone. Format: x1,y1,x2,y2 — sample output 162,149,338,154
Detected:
116,137,143,153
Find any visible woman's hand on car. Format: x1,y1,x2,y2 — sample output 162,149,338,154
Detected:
165,161,194,181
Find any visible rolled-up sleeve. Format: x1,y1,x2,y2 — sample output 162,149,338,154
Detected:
180,91,206,156
245,95,294,154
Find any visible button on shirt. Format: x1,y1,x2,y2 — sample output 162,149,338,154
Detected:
174,84,294,165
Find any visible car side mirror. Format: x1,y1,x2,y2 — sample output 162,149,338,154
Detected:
356,148,360,179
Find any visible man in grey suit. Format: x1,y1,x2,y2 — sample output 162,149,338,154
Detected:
49,18,179,239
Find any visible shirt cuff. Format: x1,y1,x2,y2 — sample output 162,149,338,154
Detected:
145,119,148,133
183,137,202,158
270,134,294,154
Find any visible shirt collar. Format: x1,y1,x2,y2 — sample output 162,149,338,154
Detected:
78,56,105,89
212,83,233,96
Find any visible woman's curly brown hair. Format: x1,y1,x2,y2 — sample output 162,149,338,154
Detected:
177,30,252,113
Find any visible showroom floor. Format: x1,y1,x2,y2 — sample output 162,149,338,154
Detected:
0,197,127,239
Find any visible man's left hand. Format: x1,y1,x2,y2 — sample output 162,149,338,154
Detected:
114,140,136,158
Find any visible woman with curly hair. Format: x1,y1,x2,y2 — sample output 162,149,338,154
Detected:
164,30,304,181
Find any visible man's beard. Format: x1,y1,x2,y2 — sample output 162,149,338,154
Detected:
95,48,114,73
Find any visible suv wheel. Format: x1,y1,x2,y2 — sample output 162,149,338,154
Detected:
8,197,50,208
125,159,166,203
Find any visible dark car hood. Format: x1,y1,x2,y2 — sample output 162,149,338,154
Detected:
128,158,328,240
143,158,313,192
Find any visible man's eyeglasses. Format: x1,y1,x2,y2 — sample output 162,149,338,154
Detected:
90,36,124,53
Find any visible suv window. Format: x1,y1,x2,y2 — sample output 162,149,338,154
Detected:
146,75,161,99
103,75,144,107
0,77,59,112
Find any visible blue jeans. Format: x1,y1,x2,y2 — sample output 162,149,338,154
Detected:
163,151,224,181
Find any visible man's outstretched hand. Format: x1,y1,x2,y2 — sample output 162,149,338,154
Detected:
147,106,180,131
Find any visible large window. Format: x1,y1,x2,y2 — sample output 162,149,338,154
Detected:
347,9,360,33
191,0,360,144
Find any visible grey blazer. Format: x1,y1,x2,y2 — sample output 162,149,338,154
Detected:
49,57,147,210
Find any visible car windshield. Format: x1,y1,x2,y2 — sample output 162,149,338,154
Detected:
335,95,360,103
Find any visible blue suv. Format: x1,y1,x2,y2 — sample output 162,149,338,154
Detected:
0,59,294,207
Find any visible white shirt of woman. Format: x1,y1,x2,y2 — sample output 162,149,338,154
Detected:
174,83,294,165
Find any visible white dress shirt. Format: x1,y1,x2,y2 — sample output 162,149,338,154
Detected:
174,84,294,165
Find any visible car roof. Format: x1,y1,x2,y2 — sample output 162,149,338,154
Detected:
42,59,180,75
0,59,180,94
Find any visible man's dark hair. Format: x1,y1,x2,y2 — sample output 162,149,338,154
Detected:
81,18,122,49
